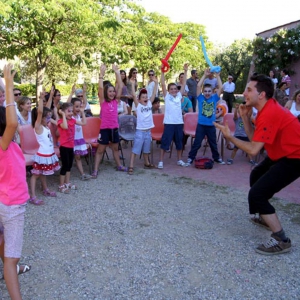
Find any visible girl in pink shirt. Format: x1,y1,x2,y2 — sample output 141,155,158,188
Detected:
0,64,31,300
57,102,86,193
91,64,128,178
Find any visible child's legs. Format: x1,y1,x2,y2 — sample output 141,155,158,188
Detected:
129,153,136,168
94,144,107,171
160,124,174,161
4,257,22,300
231,148,238,159
206,126,220,161
30,174,40,197
188,124,206,160
40,175,48,190
131,130,144,167
59,146,74,185
74,154,84,175
111,143,122,166
172,124,184,160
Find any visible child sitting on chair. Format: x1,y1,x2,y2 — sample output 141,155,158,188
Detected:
227,103,256,165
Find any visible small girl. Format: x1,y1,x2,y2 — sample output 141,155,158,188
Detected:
57,102,86,193
128,77,158,174
71,96,91,180
0,64,31,300
29,95,61,205
91,64,128,178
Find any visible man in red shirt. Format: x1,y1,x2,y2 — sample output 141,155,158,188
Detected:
215,74,300,255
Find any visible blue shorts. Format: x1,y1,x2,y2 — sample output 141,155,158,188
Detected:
132,129,152,154
99,128,120,145
234,136,249,149
160,124,183,151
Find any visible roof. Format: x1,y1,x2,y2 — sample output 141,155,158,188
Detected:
256,19,300,36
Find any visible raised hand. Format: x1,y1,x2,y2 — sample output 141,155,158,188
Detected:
3,64,16,84
183,63,189,71
112,64,119,73
100,64,106,76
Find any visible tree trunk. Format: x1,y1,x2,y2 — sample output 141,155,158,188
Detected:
35,58,46,104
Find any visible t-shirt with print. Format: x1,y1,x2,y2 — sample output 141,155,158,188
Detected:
136,100,154,130
57,118,76,148
253,99,300,161
234,116,247,138
197,93,220,126
181,97,193,114
163,92,183,124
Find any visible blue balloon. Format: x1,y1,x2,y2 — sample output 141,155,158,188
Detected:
199,36,221,73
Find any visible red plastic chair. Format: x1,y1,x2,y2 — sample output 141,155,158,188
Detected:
220,113,236,158
151,114,165,162
183,112,198,148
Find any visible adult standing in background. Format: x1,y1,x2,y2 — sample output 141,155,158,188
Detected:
281,69,291,98
3,88,21,107
146,70,159,99
269,70,278,90
204,71,218,90
274,82,288,107
222,75,235,113
186,69,198,112
126,68,138,115
177,72,189,97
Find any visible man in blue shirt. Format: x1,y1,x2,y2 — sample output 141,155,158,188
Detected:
185,69,225,165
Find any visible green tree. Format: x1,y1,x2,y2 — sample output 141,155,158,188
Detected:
0,0,122,98
214,39,253,93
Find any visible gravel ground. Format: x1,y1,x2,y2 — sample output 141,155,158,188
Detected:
1,160,300,300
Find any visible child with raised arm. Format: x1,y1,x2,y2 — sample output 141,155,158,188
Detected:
127,77,159,174
57,102,86,193
185,68,225,166
91,64,128,178
157,63,188,169
227,103,256,165
0,64,31,300
67,84,91,180
29,94,61,205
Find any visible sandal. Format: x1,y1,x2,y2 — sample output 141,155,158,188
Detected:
91,170,98,179
65,183,77,190
42,189,57,197
116,165,128,172
1,264,31,280
144,163,156,169
128,167,134,175
28,196,44,206
58,185,70,194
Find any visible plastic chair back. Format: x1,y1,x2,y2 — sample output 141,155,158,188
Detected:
18,124,39,155
82,117,101,143
223,113,236,134
151,114,164,141
183,112,198,137
118,115,137,141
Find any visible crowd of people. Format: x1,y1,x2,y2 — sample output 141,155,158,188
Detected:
1,61,300,299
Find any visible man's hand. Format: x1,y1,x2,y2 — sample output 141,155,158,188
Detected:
214,121,231,139
238,104,252,118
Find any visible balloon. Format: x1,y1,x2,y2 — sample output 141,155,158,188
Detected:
199,36,221,73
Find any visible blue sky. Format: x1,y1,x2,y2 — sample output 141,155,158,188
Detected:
138,0,300,45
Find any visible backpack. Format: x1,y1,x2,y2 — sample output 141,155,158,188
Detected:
194,156,214,169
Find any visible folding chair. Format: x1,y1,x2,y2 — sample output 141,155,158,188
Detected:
118,115,137,166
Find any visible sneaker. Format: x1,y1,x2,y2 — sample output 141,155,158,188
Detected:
81,174,92,180
214,158,226,165
177,160,187,167
65,183,77,190
185,158,193,166
255,234,291,255
227,159,233,165
157,161,163,169
250,215,271,231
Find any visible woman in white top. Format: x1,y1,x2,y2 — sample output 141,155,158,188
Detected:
269,70,278,90
17,96,32,125
285,89,300,120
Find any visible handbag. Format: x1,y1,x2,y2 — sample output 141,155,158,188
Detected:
194,156,214,169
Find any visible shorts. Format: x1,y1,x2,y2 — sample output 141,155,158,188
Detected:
0,202,26,258
234,136,249,149
132,129,152,155
161,124,183,151
99,128,120,145
127,98,134,108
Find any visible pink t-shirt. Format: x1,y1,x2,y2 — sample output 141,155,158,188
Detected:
0,139,29,205
57,118,76,148
100,100,119,129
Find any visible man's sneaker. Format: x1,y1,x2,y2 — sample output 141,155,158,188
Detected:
255,234,291,255
157,161,163,169
250,215,271,230
81,174,92,180
177,160,187,167
214,158,225,165
185,158,193,166
227,159,233,165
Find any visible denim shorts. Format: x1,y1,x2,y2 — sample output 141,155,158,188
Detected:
99,128,120,145
161,124,183,151
132,129,152,155
0,202,26,258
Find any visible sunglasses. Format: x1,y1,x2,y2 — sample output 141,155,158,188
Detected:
77,95,83,98
228,78,233,80
55,94,61,96
14,93,21,96
148,73,154,76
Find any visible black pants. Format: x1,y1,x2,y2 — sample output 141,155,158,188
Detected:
60,146,74,175
248,157,300,215
222,92,235,113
